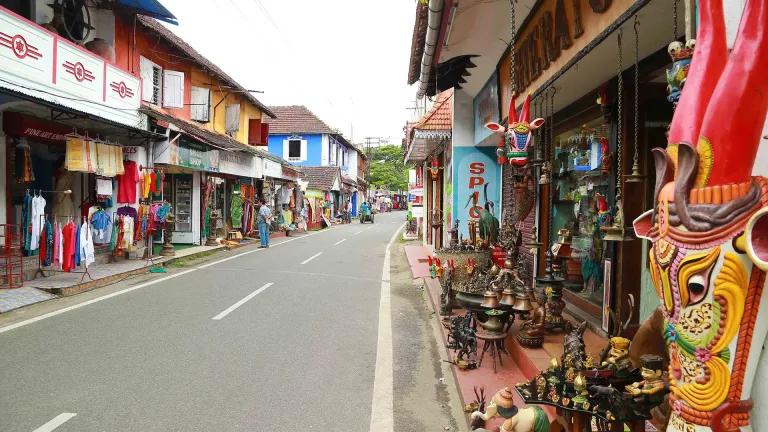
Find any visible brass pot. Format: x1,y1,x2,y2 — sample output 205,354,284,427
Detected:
481,310,506,333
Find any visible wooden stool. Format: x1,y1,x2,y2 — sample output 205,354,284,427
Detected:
476,330,509,373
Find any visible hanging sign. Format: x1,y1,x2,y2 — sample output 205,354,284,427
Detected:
154,135,220,172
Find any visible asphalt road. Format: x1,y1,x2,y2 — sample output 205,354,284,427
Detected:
0,211,463,432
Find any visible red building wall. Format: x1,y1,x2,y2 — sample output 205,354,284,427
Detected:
113,16,192,120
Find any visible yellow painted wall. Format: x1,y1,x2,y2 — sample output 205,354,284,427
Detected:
189,69,263,145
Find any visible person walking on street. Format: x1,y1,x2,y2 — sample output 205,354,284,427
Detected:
258,199,273,248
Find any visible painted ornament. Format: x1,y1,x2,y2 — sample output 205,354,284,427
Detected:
666,39,696,105
633,1,768,430
486,94,545,167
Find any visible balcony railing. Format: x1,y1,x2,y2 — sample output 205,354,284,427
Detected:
0,6,141,127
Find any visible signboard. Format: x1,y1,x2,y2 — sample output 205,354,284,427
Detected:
154,136,220,172
252,156,263,179
2,111,69,144
473,71,499,144
263,159,282,178
408,169,417,184
411,205,424,218
219,151,254,177
0,6,141,127
497,0,616,111
452,146,501,239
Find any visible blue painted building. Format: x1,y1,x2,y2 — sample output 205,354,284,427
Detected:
264,106,364,215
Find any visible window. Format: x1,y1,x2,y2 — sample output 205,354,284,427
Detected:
162,70,184,109
190,86,210,122
140,56,162,104
288,140,301,158
283,137,307,162
225,104,240,135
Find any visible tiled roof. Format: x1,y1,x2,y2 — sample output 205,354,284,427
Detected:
407,2,429,85
299,166,341,191
413,89,453,131
136,17,275,118
264,106,337,135
141,105,292,167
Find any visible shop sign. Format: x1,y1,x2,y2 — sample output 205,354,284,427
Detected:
0,6,141,127
498,0,616,108
155,136,220,172
2,111,69,144
452,146,500,238
219,151,254,177
411,205,424,218
263,159,282,178
473,71,499,145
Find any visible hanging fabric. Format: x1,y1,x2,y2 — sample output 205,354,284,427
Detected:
79,221,95,267
230,192,243,229
116,160,139,204
14,139,35,183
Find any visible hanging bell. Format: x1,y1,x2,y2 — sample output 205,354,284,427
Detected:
481,290,500,309
499,287,516,307
511,289,535,317
624,160,645,183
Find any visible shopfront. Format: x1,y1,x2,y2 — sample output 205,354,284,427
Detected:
1,108,164,280
493,0,683,328
153,133,215,244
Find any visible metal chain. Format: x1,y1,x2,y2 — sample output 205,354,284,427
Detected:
616,29,624,202
509,0,517,95
633,17,640,170
672,0,679,40
548,87,556,247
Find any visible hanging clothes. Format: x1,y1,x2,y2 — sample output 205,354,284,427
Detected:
29,194,46,251
39,222,48,266
141,171,152,199
91,209,111,244
110,218,120,252
62,221,76,272
74,222,81,267
122,216,135,249
44,219,53,266
96,177,113,196
116,160,139,204
79,221,95,267
230,193,244,229
14,140,35,183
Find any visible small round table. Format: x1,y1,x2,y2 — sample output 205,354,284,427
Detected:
476,330,510,373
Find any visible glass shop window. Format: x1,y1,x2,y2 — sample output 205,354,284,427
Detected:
551,118,612,307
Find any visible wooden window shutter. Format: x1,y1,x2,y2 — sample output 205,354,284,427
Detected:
139,56,155,103
260,123,269,145
190,86,210,122
248,119,262,145
162,70,184,108
225,104,240,134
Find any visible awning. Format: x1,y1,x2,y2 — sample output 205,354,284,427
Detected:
117,0,178,25
406,130,450,163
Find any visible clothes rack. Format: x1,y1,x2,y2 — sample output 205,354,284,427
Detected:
35,214,94,283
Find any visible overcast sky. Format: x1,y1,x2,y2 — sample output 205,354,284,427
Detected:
157,0,418,145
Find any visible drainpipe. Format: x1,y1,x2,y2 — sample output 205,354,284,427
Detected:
416,0,445,98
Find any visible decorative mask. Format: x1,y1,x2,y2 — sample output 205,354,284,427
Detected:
429,155,441,180
633,1,768,430
667,39,696,105
485,94,545,167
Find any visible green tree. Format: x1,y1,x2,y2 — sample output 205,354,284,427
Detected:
367,145,410,191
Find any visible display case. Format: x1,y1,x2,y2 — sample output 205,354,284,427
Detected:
551,119,612,307
174,175,193,233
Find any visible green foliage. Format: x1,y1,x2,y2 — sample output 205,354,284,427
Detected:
367,145,410,192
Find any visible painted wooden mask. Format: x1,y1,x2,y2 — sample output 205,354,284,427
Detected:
633,1,768,430
486,94,545,167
